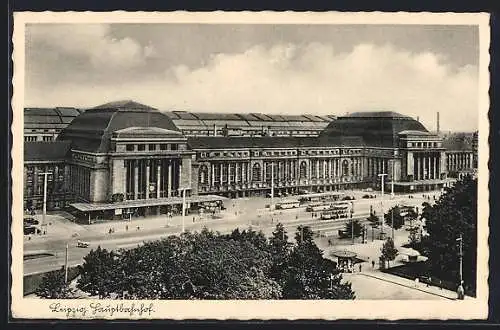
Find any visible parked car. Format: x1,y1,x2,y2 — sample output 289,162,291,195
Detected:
24,226,41,235
24,217,39,226
77,240,90,248
362,194,377,199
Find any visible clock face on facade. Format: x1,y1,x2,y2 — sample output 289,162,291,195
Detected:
149,184,155,192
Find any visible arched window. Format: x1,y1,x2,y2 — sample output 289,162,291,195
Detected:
299,161,307,179
342,160,349,177
252,163,262,182
199,165,208,184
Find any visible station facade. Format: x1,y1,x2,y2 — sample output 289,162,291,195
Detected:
23,100,469,218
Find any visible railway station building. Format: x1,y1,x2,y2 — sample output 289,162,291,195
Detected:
23,100,465,220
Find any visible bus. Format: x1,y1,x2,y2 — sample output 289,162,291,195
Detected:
306,203,332,212
275,200,301,210
299,192,345,204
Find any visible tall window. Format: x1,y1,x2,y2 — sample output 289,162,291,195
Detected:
311,160,317,178
318,161,324,178
252,163,261,182
199,165,208,184
214,164,221,184
299,161,307,179
342,160,349,176
222,164,228,183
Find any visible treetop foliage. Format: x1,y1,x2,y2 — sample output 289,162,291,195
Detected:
75,224,355,300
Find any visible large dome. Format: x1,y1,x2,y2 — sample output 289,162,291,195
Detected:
319,111,428,147
57,100,180,153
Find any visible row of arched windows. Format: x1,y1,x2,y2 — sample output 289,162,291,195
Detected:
198,159,355,184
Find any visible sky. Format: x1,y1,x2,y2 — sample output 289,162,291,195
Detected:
25,24,480,131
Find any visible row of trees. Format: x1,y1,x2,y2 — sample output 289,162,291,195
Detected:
420,176,477,293
38,225,355,300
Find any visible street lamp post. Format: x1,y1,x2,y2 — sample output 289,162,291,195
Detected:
350,202,354,245
457,234,463,280
378,173,388,239
64,242,69,283
181,188,187,233
391,160,395,198
38,172,52,233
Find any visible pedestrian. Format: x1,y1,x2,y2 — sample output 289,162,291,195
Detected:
372,260,375,269
126,225,128,231
359,264,362,272
193,216,195,223
109,228,112,234
328,239,331,246
137,226,140,231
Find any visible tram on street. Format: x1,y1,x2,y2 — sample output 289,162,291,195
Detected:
400,205,418,217
306,203,332,212
320,202,352,220
299,191,345,204
275,200,301,210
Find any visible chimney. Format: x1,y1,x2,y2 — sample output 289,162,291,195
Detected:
437,112,440,134
417,116,420,122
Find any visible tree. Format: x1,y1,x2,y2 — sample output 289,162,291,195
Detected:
344,219,363,238
367,213,380,241
77,246,121,298
36,266,75,299
408,226,420,247
384,206,405,230
268,223,292,285
381,237,398,268
405,208,419,227
76,226,356,300
282,226,355,299
421,176,477,294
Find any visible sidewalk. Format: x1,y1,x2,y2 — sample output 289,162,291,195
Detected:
356,270,464,300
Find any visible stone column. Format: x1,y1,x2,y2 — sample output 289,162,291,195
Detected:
434,154,438,179
220,163,223,184
145,160,150,199
416,155,420,180
168,160,172,197
156,161,161,198
211,163,215,186
134,160,139,199
228,163,231,185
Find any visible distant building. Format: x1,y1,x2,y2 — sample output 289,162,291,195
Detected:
24,107,85,142
442,132,478,179
23,100,455,220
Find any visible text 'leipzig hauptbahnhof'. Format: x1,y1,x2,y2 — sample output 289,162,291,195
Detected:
23,100,477,220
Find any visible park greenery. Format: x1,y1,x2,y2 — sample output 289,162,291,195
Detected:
35,266,75,299
58,224,356,300
384,206,405,230
344,219,363,239
419,175,477,294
